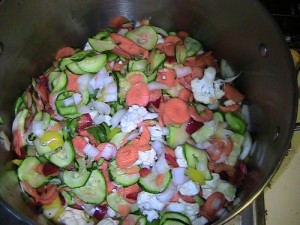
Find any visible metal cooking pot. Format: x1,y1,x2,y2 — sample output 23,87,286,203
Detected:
0,0,297,224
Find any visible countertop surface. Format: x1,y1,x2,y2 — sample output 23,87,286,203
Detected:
264,71,300,225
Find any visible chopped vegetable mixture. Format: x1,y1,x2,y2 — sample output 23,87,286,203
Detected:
12,16,253,225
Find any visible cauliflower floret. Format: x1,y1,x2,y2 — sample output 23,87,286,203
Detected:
97,218,119,225
142,210,159,222
105,207,116,218
174,146,188,167
201,173,220,199
148,125,168,142
58,207,88,225
120,106,158,133
134,148,157,168
191,67,224,104
166,199,199,221
137,192,166,212
178,180,200,196
192,216,209,225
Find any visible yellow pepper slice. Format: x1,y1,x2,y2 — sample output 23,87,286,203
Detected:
186,166,205,185
40,130,64,150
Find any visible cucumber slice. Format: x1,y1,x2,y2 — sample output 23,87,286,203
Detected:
76,54,107,73
184,36,202,57
34,139,53,156
213,111,224,123
17,157,48,188
106,192,139,213
182,143,211,180
160,212,191,225
48,71,62,89
49,140,75,168
126,26,158,50
109,160,140,187
70,50,95,61
72,169,106,204
191,124,214,144
121,214,147,225
176,43,187,64
62,170,91,188
166,123,189,148
52,71,68,93
165,83,184,98
60,190,75,206
55,91,80,119
58,57,73,71
66,62,86,75
126,71,148,83
162,219,187,225
129,59,148,72
88,38,116,52
138,170,172,194
150,50,165,71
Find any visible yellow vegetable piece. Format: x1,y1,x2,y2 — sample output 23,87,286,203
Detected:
40,130,64,150
186,166,205,185
290,49,300,67
43,196,64,221
107,127,121,140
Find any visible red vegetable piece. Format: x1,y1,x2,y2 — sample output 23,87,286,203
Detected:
93,205,108,220
165,153,179,167
126,192,139,201
139,168,151,177
42,163,60,177
77,113,93,131
150,97,161,109
185,118,203,134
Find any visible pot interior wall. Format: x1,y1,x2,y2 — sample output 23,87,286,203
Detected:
0,0,297,224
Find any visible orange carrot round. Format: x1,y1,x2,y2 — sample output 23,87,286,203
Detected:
116,145,139,168
109,16,130,29
126,82,150,107
156,68,176,87
155,173,165,186
66,71,79,92
164,98,190,124
55,47,75,60
203,192,226,217
224,83,245,102
149,89,162,102
118,204,131,217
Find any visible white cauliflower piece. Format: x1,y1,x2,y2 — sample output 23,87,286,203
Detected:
137,192,166,212
166,199,199,221
191,67,224,104
142,210,159,222
174,146,188,168
178,180,200,196
105,207,116,218
148,125,168,142
97,218,119,225
192,216,209,225
58,207,88,225
201,173,220,199
216,180,237,202
120,105,158,133
134,148,157,168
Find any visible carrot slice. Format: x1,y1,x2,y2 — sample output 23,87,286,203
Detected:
137,144,152,151
72,136,88,157
137,126,151,146
155,173,165,186
164,145,175,157
149,89,162,102
156,68,176,86
203,192,226,217
118,204,131,217
128,72,146,85
219,104,240,112
110,16,130,29
165,35,182,44
55,47,75,60
110,33,148,59
101,167,116,193
118,183,141,203
126,82,150,107
66,71,79,92
177,31,189,40
178,88,192,102
116,145,139,168
111,45,131,59
178,193,196,203
223,83,245,102
164,98,190,124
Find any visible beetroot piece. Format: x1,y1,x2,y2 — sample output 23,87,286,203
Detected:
185,118,203,134
77,113,93,131
93,205,108,220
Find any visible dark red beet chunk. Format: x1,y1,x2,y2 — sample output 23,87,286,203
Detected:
185,118,203,134
126,192,139,201
77,113,93,131
93,205,108,220
42,163,60,177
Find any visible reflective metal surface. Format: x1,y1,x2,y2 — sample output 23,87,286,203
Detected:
0,0,297,224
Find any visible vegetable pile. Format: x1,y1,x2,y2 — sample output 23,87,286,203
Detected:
12,16,252,225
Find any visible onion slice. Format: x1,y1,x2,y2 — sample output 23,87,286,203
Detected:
148,81,169,91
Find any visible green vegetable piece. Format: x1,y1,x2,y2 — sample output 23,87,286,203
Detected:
184,36,202,57
126,25,158,50
176,43,187,64
0,116,4,125
225,112,246,134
